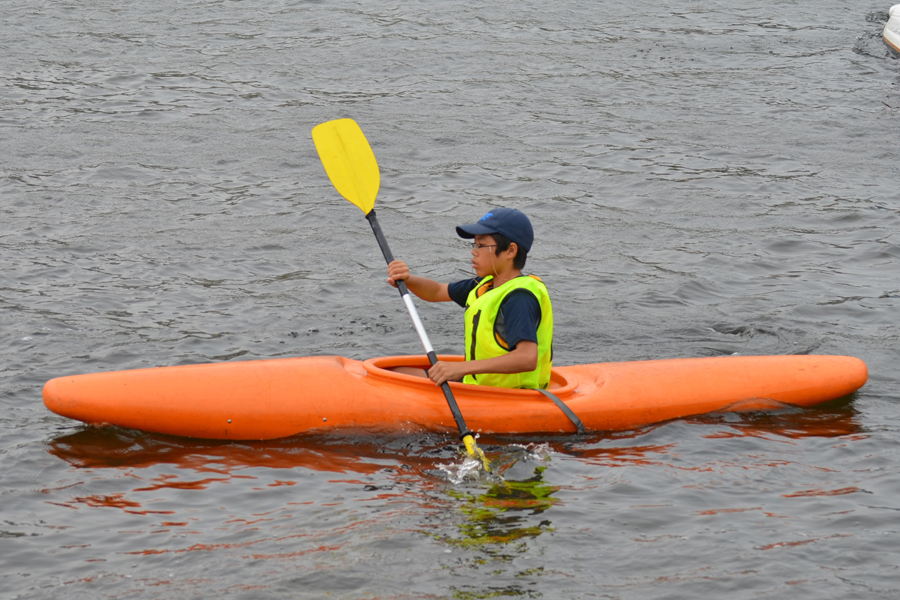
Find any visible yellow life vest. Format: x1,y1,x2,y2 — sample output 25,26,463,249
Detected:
462,275,553,389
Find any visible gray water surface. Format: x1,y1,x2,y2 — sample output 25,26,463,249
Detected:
2,1,899,598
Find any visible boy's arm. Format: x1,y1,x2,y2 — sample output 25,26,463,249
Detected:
427,342,538,386
387,260,451,302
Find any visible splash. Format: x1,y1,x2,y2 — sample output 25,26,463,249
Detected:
437,442,552,485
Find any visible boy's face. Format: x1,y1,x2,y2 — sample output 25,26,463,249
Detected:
471,234,516,278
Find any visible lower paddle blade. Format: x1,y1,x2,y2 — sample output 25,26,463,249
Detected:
463,434,491,473
312,119,380,214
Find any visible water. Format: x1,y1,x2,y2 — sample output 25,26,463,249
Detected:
2,0,899,598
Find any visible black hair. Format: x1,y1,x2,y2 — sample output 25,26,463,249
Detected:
491,233,528,270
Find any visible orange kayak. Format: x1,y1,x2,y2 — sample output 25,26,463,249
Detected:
42,354,867,441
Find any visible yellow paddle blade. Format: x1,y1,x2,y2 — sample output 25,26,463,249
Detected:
312,118,380,214
463,434,491,473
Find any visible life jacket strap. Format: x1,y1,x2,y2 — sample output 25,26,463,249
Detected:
535,389,585,434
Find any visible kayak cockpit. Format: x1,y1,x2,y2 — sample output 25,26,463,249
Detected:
362,355,576,395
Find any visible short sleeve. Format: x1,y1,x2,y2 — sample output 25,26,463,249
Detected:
498,290,541,350
447,278,481,308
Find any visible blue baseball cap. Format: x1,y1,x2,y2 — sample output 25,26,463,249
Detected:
456,208,534,252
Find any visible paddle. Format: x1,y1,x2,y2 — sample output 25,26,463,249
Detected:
312,118,490,472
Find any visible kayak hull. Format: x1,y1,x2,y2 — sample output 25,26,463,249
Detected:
43,354,868,440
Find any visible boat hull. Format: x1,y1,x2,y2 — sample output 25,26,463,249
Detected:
886,5,900,55
43,354,868,440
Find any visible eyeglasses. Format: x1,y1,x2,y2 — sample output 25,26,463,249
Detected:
470,243,497,252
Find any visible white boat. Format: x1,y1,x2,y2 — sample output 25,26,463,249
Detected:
886,5,900,55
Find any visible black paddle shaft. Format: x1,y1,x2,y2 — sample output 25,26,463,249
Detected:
364,210,474,439
365,210,405,295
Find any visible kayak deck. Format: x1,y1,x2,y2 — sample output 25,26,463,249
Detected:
43,354,868,440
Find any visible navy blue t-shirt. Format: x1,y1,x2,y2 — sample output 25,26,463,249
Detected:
447,277,541,351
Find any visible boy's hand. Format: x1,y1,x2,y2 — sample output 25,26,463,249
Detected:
387,260,409,288
427,361,468,386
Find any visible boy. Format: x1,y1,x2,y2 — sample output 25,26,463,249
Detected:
387,208,553,389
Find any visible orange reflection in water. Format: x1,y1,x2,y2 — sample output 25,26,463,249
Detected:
47,427,408,475
44,427,456,526
42,399,861,560
549,399,862,469
71,493,175,515
132,474,231,492
123,513,409,557
48,397,860,478
697,397,861,440
783,486,865,498
702,417,861,441
758,534,852,551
